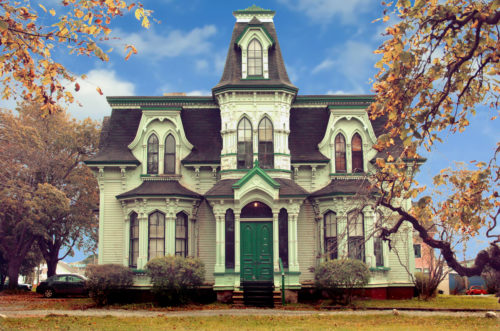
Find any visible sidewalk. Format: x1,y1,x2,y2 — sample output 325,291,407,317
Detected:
0,308,495,318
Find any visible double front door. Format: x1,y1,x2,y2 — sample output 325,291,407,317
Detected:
240,221,273,281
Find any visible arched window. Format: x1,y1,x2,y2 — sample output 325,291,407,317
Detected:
175,212,188,257
147,134,159,174
148,211,165,260
237,118,253,169
279,208,288,268
258,117,274,169
335,133,346,173
164,134,175,174
347,210,364,261
248,39,263,76
324,212,337,259
351,133,363,173
129,212,139,268
225,209,235,268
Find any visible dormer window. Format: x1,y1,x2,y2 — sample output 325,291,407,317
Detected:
248,39,263,76
351,133,363,173
164,134,176,174
147,134,159,174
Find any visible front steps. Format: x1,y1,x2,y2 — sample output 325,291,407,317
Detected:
233,281,282,308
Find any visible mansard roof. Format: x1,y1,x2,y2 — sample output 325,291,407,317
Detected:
86,109,141,165
116,180,201,199
87,95,403,166
213,18,296,93
289,107,330,164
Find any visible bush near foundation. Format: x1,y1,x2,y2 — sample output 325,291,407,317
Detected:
314,259,370,305
146,255,205,306
85,264,134,306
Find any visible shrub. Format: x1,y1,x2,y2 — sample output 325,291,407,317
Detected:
414,272,437,299
314,259,370,305
85,264,134,306
146,255,205,306
482,266,500,295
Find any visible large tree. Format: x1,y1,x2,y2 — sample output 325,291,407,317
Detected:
0,104,100,287
0,0,149,114
370,0,499,277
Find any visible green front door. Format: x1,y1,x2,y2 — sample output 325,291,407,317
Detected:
241,222,273,281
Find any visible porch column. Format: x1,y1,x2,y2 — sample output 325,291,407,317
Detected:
234,213,241,274
123,214,130,267
214,212,225,273
364,208,375,267
289,213,300,272
165,215,176,255
137,214,148,269
273,210,279,271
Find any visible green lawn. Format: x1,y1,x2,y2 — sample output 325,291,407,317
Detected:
1,314,498,330
351,295,500,310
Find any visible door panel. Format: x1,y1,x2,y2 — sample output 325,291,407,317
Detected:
240,222,273,281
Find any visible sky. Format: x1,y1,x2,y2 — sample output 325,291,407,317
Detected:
1,1,498,263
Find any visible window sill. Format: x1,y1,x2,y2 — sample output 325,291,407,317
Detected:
242,76,269,80
370,266,391,272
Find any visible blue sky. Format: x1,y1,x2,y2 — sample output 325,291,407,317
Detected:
1,1,498,262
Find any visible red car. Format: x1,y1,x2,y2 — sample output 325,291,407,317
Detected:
465,285,487,295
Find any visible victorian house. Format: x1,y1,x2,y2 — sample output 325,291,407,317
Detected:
86,6,415,303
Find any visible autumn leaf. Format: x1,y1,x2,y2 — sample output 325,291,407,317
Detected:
96,87,103,95
75,83,80,92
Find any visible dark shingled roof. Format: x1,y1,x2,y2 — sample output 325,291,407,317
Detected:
310,179,374,197
87,109,141,164
204,178,308,197
213,19,296,92
88,108,223,165
205,179,237,197
116,180,201,199
289,107,330,163
181,108,222,164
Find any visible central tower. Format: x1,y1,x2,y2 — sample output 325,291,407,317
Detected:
213,5,298,179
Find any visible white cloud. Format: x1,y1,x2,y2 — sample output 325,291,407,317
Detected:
312,59,335,74
68,69,135,120
110,25,217,60
186,90,211,96
278,0,374,24
195,59,209,71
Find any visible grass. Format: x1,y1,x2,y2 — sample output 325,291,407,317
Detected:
0,314,498,330
351,295,500,310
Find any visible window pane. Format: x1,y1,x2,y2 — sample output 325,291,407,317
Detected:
164,135,176,174
149,212,165,260
335,134,346,173
374,236,384,267
147,134,159,174
279,209,288,268
351,133,363,173
237,118,253,169
248,39,263,76
225,210,235,268
175,213,188,257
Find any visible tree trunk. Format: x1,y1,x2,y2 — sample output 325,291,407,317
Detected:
7,259,22,289
46,257,58,277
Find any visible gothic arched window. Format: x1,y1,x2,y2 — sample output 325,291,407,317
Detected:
237,118,253,169
248,39,263,76
324,211,338,259
164,134,176,174
351,133,363,173
347,210,365,261
148,211,165,260
147,134,159,174
175,212,188,257
335,133,346,173
258,117,274,169
129,212,139,268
